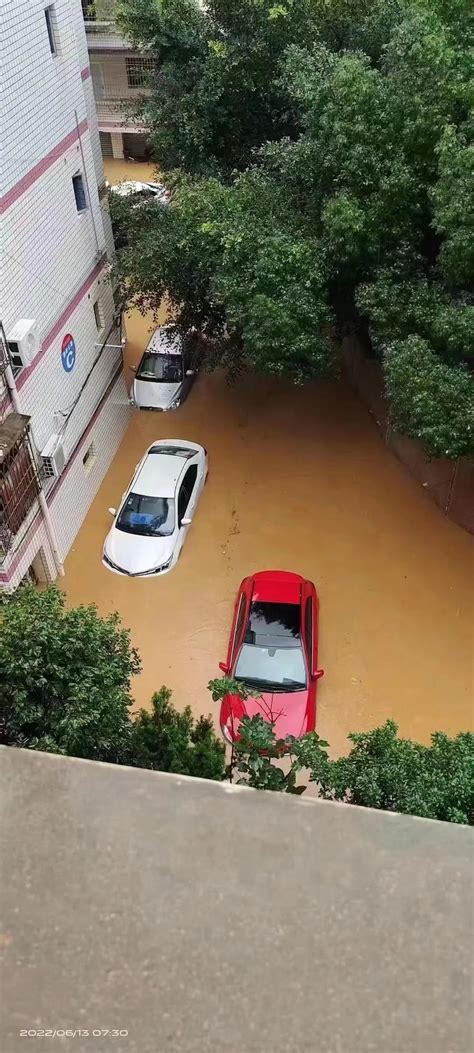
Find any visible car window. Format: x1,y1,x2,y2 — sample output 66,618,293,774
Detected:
304,597,313,670
136,353,183,383
182,464,198,494
244,602,300,645
235,600,306,690
232,594,247,663
177,465,198,523
116,494,174,537
177,484,190,524
149,447,192,459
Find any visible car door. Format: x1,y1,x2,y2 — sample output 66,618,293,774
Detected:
302,581,321,680
303,594,314,680
175,462,199,557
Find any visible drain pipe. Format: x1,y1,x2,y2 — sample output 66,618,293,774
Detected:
37,489,64,578
1,337,64,578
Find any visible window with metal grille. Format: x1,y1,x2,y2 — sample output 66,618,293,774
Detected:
0,416,41,560
81,0,95,19
126,57,153,89
72,173,87,212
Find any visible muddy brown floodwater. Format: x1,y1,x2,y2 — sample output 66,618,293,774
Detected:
62,160,474,756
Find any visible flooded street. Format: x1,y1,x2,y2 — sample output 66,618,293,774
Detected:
62,161,474,756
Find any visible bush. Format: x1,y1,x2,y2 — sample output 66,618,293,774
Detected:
0,586,139,762
315,720,474,825
128,687,225,781
383,335,474,458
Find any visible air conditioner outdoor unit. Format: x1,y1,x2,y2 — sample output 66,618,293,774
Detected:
6,319,40,370
41,435,66,479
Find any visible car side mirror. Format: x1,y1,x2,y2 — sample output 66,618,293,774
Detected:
313,669,324,681
219,661,229,674
181,516,192,526
130,365,137,373
185,369,195,376
108,507,116,516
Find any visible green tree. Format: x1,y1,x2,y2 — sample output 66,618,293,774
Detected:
129,686,225,780
432,125,474,290
383,335,474,458
0,586,139,762
115,0,473,456
117,0,373,178
314,720,474,825
117,169,334,380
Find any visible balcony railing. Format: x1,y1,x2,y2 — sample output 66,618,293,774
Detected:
0,414,42,562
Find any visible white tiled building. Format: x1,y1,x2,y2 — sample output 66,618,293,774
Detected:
82,0,152,160
0,0,130,591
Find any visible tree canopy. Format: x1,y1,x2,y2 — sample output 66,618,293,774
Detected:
0,586,138,761
0,587,224,781
115,0,474,456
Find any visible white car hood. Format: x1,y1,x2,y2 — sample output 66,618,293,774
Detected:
104,527,175,575
133,379,182,410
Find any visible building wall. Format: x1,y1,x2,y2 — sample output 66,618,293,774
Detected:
89,51,152,141
0,0,130,589
48,369,129,557
0,370,130,591
84,10,152,150
1,0,91,195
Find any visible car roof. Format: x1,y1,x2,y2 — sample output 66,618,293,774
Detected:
134,447,188,498
146,325,183,357
111,181,145,195
111,181,162,196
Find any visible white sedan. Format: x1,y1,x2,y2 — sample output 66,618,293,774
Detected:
102,440,208,577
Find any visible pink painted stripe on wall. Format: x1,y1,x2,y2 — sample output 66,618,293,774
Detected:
17,256,107,390
81,66,91,81
0,119,89,214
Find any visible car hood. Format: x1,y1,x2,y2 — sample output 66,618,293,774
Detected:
221,689,310,742
104,527,175,575
133,379,182,410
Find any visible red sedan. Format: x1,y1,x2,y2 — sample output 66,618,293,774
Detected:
219,570,324,743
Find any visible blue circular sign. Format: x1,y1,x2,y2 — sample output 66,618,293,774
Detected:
61,333,76,373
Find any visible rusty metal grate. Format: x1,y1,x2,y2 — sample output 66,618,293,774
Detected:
0,414,42,561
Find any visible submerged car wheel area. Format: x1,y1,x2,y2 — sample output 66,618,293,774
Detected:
131,324,196,412
219,570,324,742
102,440,208,577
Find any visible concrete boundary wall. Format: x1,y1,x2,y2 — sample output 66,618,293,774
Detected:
342,335,474,535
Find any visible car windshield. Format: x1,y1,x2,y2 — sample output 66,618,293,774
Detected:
136,353,183,383
234,601,307,690
116,493,175,537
